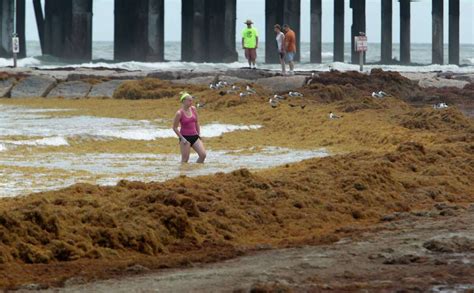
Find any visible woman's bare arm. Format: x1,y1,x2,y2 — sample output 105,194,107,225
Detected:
193,106,201,136
172,111,185,140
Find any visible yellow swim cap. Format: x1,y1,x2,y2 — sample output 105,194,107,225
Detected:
179,91,192,102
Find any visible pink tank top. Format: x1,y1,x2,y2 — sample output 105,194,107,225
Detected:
179,107,198,136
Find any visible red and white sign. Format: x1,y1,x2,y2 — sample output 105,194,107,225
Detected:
355,35,368,52
12,37,20,53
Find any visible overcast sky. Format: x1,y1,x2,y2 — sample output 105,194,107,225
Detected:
25,0,473,44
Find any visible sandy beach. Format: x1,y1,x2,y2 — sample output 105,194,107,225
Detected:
0,67,473,291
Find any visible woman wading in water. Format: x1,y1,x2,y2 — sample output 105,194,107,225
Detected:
172,92,207,163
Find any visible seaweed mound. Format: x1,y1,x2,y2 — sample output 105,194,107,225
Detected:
114,79,185,100
305,69,420,101
0,141,472,271
400,107,474,131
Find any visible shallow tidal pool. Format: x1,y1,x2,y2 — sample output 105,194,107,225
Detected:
0,105,328,197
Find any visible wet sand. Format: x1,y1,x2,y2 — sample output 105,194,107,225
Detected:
0,69,473,290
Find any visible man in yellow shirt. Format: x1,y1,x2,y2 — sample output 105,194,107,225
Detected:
242,19,259,69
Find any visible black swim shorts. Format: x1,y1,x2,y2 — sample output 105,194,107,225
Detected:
180,135,201,146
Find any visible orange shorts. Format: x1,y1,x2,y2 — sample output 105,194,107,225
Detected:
244,48,257,61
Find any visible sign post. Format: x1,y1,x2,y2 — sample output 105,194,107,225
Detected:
12,0,18,68
12,34,19,67
354,33,367,72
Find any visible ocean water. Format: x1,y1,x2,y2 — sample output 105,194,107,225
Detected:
1,41,472,73
0,104,327,197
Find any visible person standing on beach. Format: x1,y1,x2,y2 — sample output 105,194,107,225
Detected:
172,92,207,163
242,19,259,69
274,24,286,74
283,24,296,75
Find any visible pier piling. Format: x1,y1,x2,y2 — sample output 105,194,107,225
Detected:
448,0,460,65
381,0,392,64
432,0,444,64
310,0,322,63
265,0,301,64
333,0,344,62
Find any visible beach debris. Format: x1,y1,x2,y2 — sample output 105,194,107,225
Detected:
246,85,257,94
289,91,303,97
269,97,279,108
329,111,341,119
378,91,389,97
433,102,448,109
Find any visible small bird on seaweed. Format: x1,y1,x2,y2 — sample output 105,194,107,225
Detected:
289,91,303,97
371,91,384,98
378,91,389,97
239,92,249,99
269,98,279,108
197,102,206,108
217,80,228,87
274,94,285,100
433,102,448,109
329,111,341,119
246,85,257,94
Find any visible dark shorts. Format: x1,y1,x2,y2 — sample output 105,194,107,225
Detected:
180,135,200,146
245,48,257,61
279,52,285,60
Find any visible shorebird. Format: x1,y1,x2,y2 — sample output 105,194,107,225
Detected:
197,102,206,108
378,91,389,97
239,92,250,99
246,85,257,94
289,91,303,97
231,85,240,91
433,102,448,109
217,81,228,87
269,98,279,108
329,112,341,119
274,94,285,100
209,83,218,90
371,91,384,98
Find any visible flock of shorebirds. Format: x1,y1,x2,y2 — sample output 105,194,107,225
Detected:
202,76,449,118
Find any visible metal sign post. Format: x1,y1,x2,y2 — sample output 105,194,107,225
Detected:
12,0,18,67
12,35,19,67
354,33,367,72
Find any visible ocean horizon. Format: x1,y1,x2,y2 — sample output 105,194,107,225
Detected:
0,40,472,73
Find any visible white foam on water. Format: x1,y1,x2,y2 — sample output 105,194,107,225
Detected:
0,105,262,142
200,124,261,137
1,136,69,147
431,284,474,293
0,147,328,197
35,61,474,73
3,54,473,73
0,57,42,67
